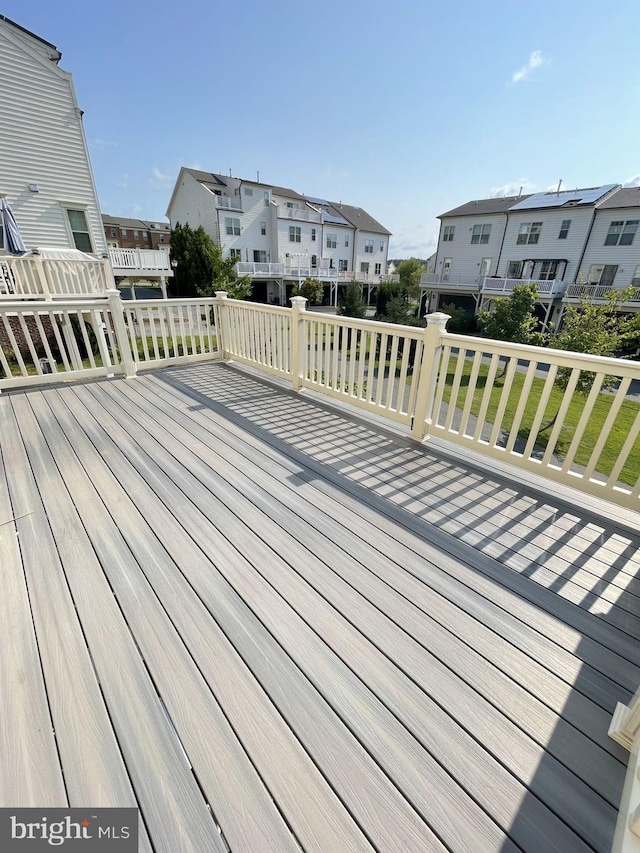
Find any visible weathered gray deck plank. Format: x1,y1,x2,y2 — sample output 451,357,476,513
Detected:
0,433,66,807
40,387,374,853
84,377,610,851
128,374,627,779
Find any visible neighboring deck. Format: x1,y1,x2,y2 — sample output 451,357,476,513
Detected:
1,362,638,852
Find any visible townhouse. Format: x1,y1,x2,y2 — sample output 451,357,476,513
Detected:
167,168,391,304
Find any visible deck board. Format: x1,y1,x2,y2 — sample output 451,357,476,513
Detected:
2,361,638,852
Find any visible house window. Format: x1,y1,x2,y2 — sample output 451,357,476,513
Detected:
375,263,382,275
253,250,267,263
264,191,269,206
260,221,266,235
133,230,139,239
66,209,93,252
289,226,301,243
339,259,348,271
122,229,128,237
471,223,491,244
110,227,117,237
380,241,384,252
632,264,640,287
344,235,349,247
142,230,148,239
229,248,241,259
443,225,455,242
326,233,337,248
588,264,618,287
539,260,559,281
360,262,370,274
364,239,374,253
517,222,542,245
311,228,316,242
225,217,241,236
559,219,571,239
605,220,639,246
244,188,254,196
506,261,523,279
311,255,317,267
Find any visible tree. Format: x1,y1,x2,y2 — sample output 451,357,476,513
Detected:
477,283,546,346
375,280,409,318
291,277,324,305
549,285,640,393
338,281,367,319
396,258,424,296
440,302,477,335
170,222,249,298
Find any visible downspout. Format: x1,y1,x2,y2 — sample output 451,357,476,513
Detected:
495,210,510,278
574,208,599,283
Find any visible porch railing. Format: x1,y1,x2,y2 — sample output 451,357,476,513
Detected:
2,292,640,512
564,283,640,302
420,273,480,289
482,277,566,296
108,247,172,273
0,255,113,299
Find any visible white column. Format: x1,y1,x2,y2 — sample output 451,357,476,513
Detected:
289,295,307,391
411,312,451,442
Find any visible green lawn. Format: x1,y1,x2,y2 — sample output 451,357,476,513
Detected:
439,355,640,486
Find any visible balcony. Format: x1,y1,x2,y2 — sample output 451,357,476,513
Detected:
108,247,173,277
337,270,387,284
214,195,243,211
1,295,639,852
277,205,322,223
482,277,566,297
0,248,113,299
421,272,481,290
564,283,640,305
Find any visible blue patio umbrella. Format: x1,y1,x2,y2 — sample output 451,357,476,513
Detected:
0,197,27,254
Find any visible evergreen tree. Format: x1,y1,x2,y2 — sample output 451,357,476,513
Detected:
338,281,367,319
170,222,249,298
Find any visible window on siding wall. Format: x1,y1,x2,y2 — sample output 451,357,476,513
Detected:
326,233,337,248
225,217,241,236
344,235,349,247
471,224,491,244
133,230,139,239
631,265,640,286
516,222,542,245
229,248,241,259
360,262,370,273
339,260,348,271
142,230,148,239
0,221,4,248
588,264,618,286
442,225,455,242
289,226,301,243
311,228,316,241
260,221,266,235
559,219,571,239
506,261,524,278
364,239,374,253
253,250,267,262
67,209,93,252
605,220,639,246
244,188,254,196
122,229,128,237
380,241,384,252
375,263,382,275
264,191,269,206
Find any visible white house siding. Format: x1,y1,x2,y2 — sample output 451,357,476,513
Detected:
236,184,275,263
276,219,319,264
499,207,595,283
0,22,106,254
354,231,388,276
578,206,640,289
434,214,506,280
168,172,219,240
323,224,354,272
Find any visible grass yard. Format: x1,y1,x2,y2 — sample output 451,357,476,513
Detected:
439,354,640,486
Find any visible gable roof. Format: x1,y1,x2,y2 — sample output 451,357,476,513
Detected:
102,214,170,232
329,202,391,235
439,195,532,219
510,184,618,211
183,168,227,187
597,186,640,210
0,14,60,60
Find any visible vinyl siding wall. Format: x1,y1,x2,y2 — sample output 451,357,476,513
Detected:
168,172,219,242
0,23,106,254
499,207,595,283
578,206,640,288
435,214,506,280
354,231,388,276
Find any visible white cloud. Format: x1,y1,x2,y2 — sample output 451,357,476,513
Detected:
512,50,546,84
148,167,173,189
488,179,536,198
623,174,640,187
92,138,117,148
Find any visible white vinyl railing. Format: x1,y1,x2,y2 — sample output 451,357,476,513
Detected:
108,247,172,272
236,262,284,276
564,283,640,302
421,273,480,288
0,255,112,299
277,206,322,223
3,292,640,511
214,196,243,211
482,277,566,296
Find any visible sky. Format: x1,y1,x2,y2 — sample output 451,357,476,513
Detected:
6,0,640,258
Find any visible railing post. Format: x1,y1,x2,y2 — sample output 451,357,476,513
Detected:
290,295,307,391
411,312,450,443
32,253,52,300
214,291,230,360
106,288,136,378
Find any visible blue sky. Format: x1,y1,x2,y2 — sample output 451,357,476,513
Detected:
6,0,640,257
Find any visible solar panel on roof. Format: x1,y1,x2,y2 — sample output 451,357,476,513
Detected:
306,195,330,205
323,212,350,225
510,184,617,210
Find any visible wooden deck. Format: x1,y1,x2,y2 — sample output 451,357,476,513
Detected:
1,361,638,852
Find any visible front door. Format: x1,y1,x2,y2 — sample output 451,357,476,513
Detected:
479,257,491,279
442,257,452,280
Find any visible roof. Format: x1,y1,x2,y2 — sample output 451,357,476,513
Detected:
510,184,618,211
102,215,170,231
329,202,392,235
597,186,640,210
0,14,60,60
270,185,306,202
439,195,533,219
183,168,227,187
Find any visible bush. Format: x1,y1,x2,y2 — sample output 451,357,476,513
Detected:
338,281,367,319
292,277,323,305
440,303,477,334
